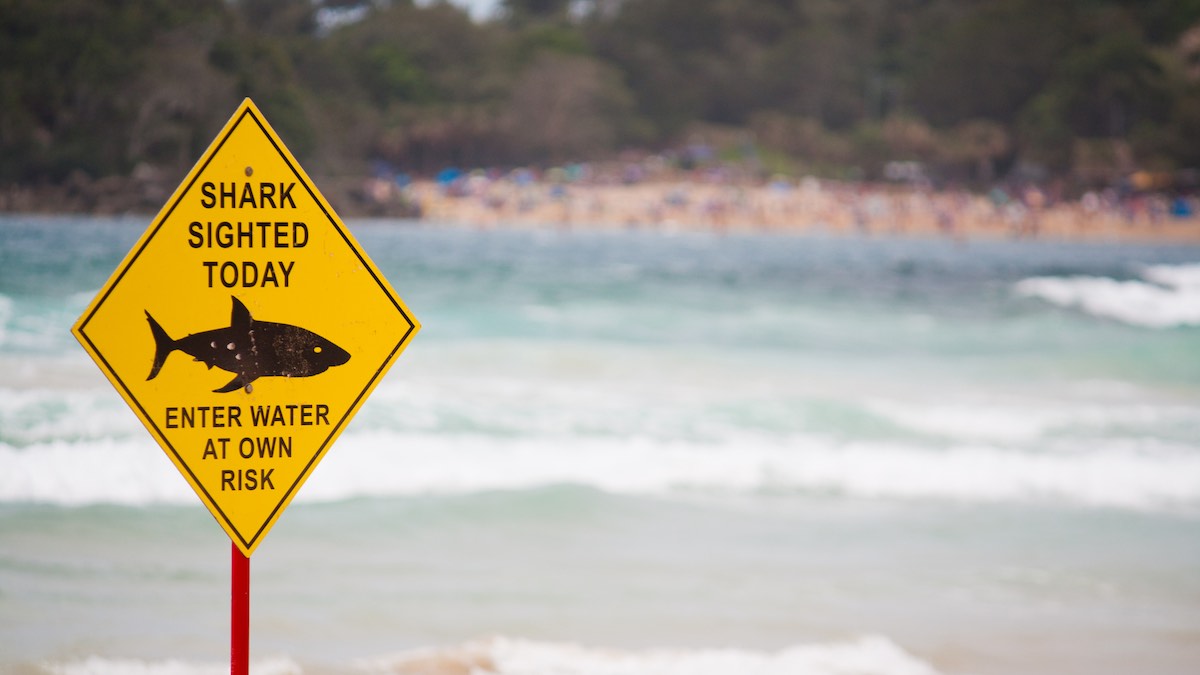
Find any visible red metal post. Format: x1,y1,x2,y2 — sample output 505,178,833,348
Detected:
231,543,250,675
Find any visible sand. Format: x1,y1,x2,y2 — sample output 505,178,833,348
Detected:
397,177,1200,243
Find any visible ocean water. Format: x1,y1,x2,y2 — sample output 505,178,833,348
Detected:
1,215,1199,675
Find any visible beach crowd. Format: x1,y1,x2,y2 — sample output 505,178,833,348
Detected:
365,160,1200,243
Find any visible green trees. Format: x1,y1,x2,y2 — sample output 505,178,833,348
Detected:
0,0,226,181
2,0,1200,189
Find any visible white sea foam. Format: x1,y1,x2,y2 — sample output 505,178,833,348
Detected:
1015,263,1200,328
360,636,941,675
1143,262,1200,289
866,399,1058,442
865,396,1198,444
0,437,193,505
41,656,301,675
5,429,1199,511
36,638,938,675
331,432,1200,510
0,386,141,446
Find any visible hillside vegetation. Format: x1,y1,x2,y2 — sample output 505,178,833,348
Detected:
4,0,1200,208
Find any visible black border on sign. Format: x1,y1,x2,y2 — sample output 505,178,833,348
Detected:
75,104,418,552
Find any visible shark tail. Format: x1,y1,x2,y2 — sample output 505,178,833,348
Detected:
145,311,176,381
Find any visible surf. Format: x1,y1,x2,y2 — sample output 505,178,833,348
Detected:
1015,263,1200,328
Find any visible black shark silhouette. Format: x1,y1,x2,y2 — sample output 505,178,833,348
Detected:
145,297,350,394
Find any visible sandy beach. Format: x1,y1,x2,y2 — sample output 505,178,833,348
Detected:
393,174,1200,243
5,167,1198,245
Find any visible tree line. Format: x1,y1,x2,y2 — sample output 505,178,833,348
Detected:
3,0,1200,194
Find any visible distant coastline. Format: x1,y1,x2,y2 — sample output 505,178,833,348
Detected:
403,176,1200,243
5,170,1199,244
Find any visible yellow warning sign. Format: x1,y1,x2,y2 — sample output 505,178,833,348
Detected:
72,99,420,556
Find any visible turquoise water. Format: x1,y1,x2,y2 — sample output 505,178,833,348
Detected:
2,216,1199,674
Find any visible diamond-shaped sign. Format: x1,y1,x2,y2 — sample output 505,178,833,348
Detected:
72,99,419,556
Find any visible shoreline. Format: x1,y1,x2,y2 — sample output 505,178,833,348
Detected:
404,178,1200,243
5,174,1200,244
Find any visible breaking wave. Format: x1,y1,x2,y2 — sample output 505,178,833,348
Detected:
4,429,1198,512
38,636,941,675
1015,263,1200,328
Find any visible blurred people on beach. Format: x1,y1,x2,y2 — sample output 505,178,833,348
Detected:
361,157,1200,242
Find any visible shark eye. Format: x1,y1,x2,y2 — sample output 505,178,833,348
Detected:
314,346,323,354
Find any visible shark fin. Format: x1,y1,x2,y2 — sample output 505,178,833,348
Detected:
214,375,256,394
215,376,245,393
230,296,253,331
145,311,176,381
